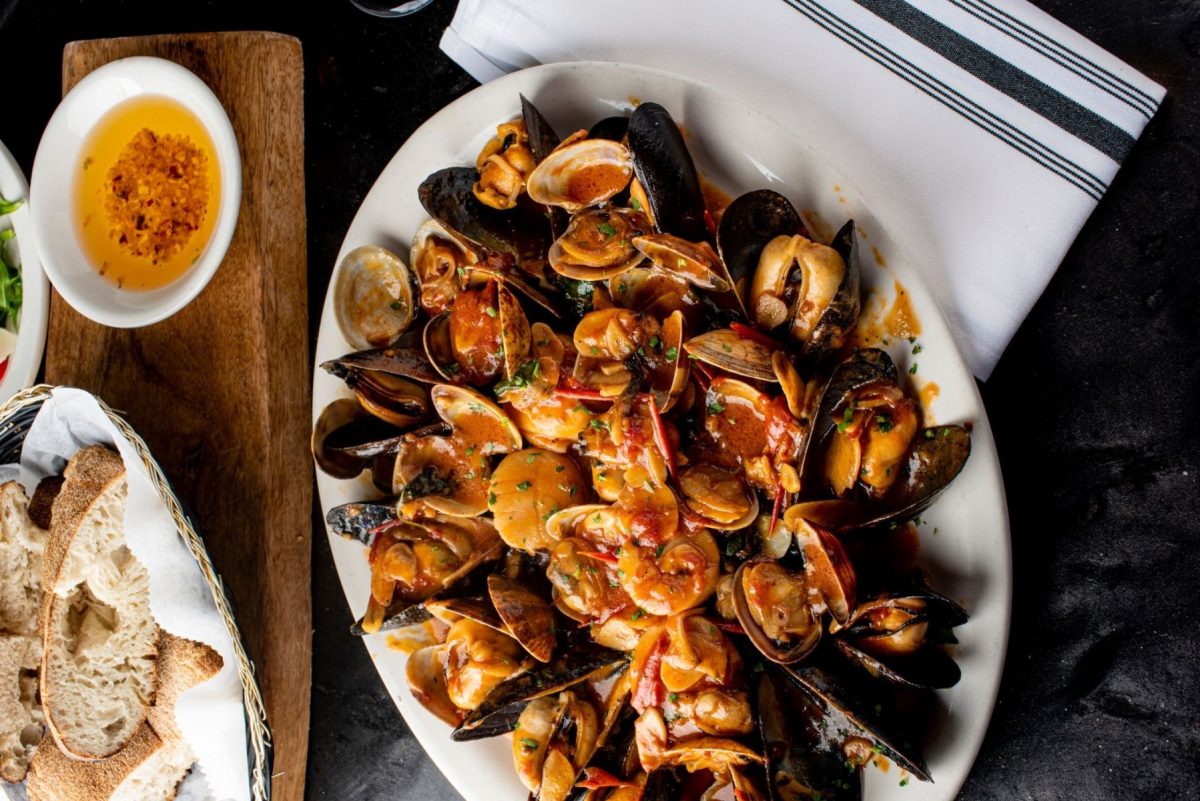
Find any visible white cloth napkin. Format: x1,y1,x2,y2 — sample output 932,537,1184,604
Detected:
9,388,249,801
440,0,1164,378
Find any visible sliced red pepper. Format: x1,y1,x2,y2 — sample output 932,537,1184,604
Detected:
703,208,718,238
366,518,402,542
367,524,394,564
715,620,746,636
730,321,783,351
580,550,619,566
644,395,678,480
734,790,750,801
769,482,786,539
576,767,636,790
631,633,668,713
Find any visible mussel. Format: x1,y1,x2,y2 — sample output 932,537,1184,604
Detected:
627,102,706,242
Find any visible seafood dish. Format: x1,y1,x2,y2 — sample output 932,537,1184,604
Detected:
313,95,972,801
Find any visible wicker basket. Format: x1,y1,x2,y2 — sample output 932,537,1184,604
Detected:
0,384,273,801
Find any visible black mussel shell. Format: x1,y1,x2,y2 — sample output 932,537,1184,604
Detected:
325,501,397,545
833,638,962,690
782,653,931,782
806,219,862,363
857,425,972,529
452,649,626,741
588,115,630,142
322,347,442,385
758,669,862,801
419,167,552,267
642,767,685,801
565,702,639,801
520,93,561,162
716,189,807,292
349,601,432,636
627,102,707,242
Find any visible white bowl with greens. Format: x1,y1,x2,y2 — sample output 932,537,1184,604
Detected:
0,138,49,402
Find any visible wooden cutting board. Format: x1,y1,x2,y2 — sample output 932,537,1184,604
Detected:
47,32,310,801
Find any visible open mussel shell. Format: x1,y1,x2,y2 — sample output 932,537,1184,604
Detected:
521,93,562,162
325,500,397,545
732,559,822,665
856,424,972,529
717,189,808,295
758,668,862,801
781,655,931,782
422,312,460,382
804,219,862,362
352,371,430,428
641,768,684,801
588,115,630,142
683,328,777,383
833,639,961,690
419,166,553,267
811,348,897,444
627,102,707,242
332,245,416,350
321,345,443,385
452,648,627,741
783,500,862,535
312,398,406,480
349,600,433,636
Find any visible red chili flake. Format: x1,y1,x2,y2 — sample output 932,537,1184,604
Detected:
730,321,783,351
576,767,636,790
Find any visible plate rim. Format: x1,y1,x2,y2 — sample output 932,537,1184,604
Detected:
312,59,1012,801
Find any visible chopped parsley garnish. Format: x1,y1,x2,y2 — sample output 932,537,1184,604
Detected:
484,305,497,317
517,481,531,491
707,400,725,415
597,222,618,237
665,346,678,361
912,343,923,355
589,418,609,431
554,464,565,473
875,413,893,433
629,198,642,211
390,300,403,311
909,362,918,374
837,405,856,433
655,544,666,558
488,492,497,506
649,335,661,350
631,609,644,621
494,359,541,396
519,738,539,751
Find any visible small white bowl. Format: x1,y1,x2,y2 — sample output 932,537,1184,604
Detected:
30,56,241,328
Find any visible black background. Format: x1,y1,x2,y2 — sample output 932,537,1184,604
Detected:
0,1,1196,799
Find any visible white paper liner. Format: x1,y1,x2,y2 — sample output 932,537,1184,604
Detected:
3,387,249,801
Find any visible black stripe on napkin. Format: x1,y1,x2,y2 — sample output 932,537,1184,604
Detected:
778,0,1106,199
851,0,1134,162
952,0,1157,118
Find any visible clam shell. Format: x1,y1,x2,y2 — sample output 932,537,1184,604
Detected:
333,245,415,350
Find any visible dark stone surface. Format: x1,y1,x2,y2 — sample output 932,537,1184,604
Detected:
0,1,1196,799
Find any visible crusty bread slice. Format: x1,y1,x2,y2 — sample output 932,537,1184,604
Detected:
40,445,159,760
0,633,43,783
0,480,49,784
0,480,47,637
25,631,223,801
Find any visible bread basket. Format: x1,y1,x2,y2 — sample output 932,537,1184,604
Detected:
0,384,272,801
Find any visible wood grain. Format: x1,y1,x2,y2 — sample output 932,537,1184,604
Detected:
48,32,310,801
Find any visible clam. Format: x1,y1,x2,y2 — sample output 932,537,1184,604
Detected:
631,234,731,292
627,102,707,242
677,464,758,530
333,245,416,350
356,514,503,635
647,310,689,412
407,645,460,726
733,559,822,664
683,329,777,383
443,617,531,710
794,518,857,626
701,377,769,466
513,692,601,801
608,267,704,330
410,218,477,315
526,138,634,212
548,208,647,281
393,384,521,517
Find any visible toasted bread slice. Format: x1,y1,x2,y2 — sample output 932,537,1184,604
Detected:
40,446,159,760
26,631,223,801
